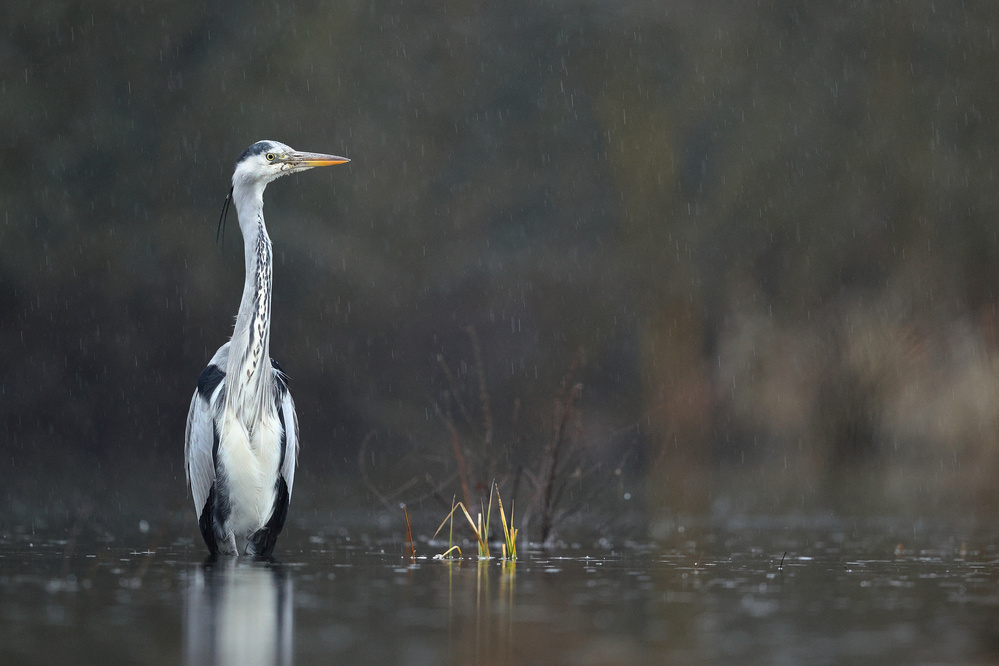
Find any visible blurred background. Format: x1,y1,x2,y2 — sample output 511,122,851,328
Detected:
4,0,999,542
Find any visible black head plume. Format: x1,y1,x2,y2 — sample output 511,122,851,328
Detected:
217,186,233,247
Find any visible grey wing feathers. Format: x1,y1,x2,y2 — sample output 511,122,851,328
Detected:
278,386,299,498
185,387,216,518
185,345,229,519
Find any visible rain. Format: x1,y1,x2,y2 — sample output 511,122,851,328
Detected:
3,1,999,663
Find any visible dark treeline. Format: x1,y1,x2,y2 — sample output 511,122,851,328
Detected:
4,1,999,533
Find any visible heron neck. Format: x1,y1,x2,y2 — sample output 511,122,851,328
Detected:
226,188,274,423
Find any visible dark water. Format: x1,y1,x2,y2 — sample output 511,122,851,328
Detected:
2,518,997,665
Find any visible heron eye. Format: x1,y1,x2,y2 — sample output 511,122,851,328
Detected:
265,153,275,161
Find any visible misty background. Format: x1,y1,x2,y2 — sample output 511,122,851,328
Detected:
4,0,999,542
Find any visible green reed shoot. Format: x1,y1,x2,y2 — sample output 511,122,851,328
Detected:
433,484,518,561
433,498,488,558
495,484,517,560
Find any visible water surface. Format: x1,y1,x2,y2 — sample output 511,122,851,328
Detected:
2,518,997,664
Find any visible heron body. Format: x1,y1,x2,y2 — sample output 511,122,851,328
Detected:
185,140,349,557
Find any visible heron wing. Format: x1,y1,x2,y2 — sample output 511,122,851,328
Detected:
185,345,229,519
272,360,299,498
185,387,215,519
279,388,299,497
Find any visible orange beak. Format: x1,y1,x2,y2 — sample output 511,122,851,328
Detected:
288,151,350,168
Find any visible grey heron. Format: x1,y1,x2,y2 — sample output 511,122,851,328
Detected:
185,140,349,557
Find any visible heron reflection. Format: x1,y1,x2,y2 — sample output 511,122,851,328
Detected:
184,559,293,666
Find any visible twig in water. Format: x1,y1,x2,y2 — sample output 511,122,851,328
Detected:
402,504,416,560
540,381,583,544
440,408,473,510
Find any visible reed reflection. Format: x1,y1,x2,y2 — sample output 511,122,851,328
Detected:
184,559,293,666
440,558,517,663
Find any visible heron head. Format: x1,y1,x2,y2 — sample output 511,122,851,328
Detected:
232,140,350,188
218,140,350,245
